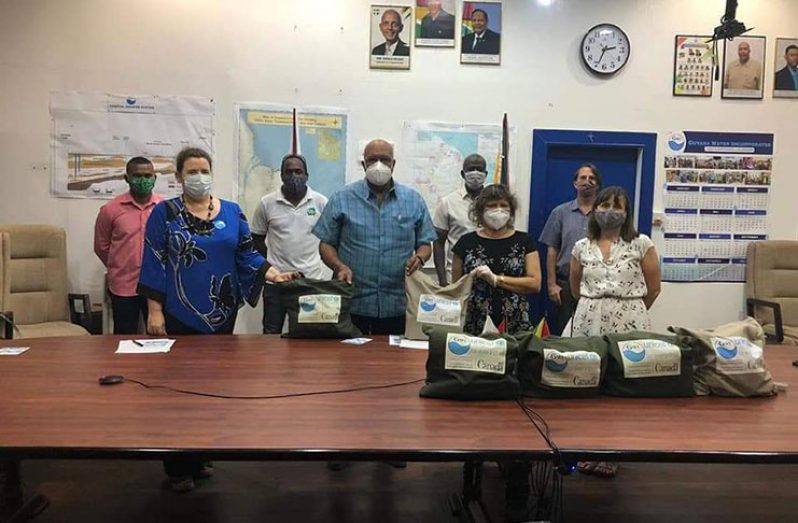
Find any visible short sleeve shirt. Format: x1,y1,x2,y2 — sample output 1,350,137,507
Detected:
725,59,762,90
312,179,437,318
538,199,591,279
432,186,477,271
452,231,537,334
250,186,327,278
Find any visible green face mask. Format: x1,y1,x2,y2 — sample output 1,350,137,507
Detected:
129,176,156,196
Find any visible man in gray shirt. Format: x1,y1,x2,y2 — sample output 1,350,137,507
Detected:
538,164,601,335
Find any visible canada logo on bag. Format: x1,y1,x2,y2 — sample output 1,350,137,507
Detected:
297,295,341,324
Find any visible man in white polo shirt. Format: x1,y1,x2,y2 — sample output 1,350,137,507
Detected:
432,154,487,286
251,154,328,333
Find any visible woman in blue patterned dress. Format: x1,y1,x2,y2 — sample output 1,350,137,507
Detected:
138,147,297,336
137,148,296,492
451,184,542,335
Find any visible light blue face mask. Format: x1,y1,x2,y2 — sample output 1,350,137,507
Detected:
182,173,212,199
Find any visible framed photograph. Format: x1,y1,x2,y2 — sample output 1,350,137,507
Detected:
773,37,798,98
673,35,714,97
370,4,413,70
415,0,455,47
722,36,766,99
460,1,501,65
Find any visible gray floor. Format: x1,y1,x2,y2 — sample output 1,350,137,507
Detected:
16,459,798,522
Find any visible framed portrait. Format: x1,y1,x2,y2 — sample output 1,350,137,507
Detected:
370,4,413,70
673,35,714,97
773,37,798,98
460,1,501,65
722,36,766,100
415,0,456,47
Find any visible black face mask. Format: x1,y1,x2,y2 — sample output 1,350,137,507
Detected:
283,176,307,196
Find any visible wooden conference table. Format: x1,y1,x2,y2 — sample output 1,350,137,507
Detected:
1,335,798,464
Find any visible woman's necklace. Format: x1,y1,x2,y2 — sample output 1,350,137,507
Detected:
183,195,214,221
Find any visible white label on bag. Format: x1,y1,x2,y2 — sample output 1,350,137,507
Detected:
444,333,506,375
618,339,681,378
297,294,341,323
541,349,601,388
417,294,461,326
711,336,764,375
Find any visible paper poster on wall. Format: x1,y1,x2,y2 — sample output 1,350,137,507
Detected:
399,121,516,211
672,35,714,97
235,103,349,219
50,91,214,199
660,131,774,283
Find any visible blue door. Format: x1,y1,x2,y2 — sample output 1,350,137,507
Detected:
528,130,657,331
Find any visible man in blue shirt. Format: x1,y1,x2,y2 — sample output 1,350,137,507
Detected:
774,44,798,91
313,139,436,335
538,164,601,335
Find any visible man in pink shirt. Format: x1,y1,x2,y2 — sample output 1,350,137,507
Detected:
94,157,163,334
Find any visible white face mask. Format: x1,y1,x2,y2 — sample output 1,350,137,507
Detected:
483,208,511,230
464,170,487,190
182,173,213,199
365,161,392,186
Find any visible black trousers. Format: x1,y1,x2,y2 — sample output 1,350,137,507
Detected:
109,293,149,335
350,314,406,336
160,313,235,478
552,278,578,336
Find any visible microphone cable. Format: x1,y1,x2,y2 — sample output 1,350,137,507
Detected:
102,376,425,400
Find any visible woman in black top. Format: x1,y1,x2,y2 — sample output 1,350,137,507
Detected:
452,184,541,335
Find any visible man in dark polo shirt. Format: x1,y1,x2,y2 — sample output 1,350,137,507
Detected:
538,164,601,335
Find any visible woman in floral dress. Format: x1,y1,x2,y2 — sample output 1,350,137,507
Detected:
569,186,661,478
451,184,541,335
569,186,661,337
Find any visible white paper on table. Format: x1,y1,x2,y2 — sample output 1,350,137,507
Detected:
388,335,402,346
399,339,429,350
341,337,373,345
0,347,30,356
116,339,175,354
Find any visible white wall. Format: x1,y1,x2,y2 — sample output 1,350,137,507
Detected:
1,0,796,334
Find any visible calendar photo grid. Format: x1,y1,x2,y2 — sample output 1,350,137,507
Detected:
661,152,771,283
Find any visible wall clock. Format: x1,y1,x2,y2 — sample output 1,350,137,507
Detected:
581,23,630,76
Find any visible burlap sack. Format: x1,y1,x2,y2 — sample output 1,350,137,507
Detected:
669,317,778,397
404,271,473,340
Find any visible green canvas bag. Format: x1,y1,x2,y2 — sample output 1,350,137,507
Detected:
517,334,608,398
603,331,695,397
419,326,520,400
277,279,362,339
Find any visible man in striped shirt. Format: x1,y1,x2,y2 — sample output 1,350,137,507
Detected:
313,139,436,335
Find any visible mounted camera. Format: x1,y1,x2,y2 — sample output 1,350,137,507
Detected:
710,0,753,42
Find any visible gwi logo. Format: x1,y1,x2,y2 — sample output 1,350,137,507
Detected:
447,336,471,356
544,353,569,373
126,97,137,106
622,346,646,363
667,131,686,152
299,300,316,312
419,297,437,312
715,339,738,360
